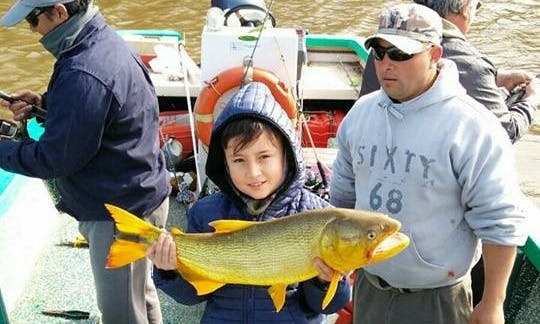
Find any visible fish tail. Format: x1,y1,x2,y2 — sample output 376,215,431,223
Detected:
106,239,148,268
104,203,161,269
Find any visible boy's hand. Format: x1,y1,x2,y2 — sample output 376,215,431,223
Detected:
313,257,346,283
147,233,178,270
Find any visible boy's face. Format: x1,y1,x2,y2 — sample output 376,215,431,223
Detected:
224,130,286,200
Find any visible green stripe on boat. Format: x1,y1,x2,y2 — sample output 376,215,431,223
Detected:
306,34,369,62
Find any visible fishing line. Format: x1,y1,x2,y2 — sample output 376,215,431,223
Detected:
240,0,275,87
337,55,360,96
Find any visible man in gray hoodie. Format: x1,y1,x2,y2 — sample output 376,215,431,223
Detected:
331,3,533,323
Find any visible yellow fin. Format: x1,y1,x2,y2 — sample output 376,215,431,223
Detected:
189,278,227,296
268,284,287,312
106,239,147,268
170,227,183,236
321,271,341,310
208,219,258,233
104,203,161,268
177,257,226,295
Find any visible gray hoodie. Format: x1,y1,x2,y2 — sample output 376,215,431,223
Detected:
331,59,532,288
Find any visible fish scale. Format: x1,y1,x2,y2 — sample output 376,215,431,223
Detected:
175,213,331,284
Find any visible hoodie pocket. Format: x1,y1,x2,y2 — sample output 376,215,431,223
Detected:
395,231,448,286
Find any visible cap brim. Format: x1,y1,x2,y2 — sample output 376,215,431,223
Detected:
365,34,426,55
1,1,34,27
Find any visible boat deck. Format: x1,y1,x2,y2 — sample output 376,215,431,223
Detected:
6,199,205,324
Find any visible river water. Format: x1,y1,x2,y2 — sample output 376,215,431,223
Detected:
0,0,538,93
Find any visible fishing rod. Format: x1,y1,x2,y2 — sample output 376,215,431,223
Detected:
240,0,275,86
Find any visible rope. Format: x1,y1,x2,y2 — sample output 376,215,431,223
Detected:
180,42,202,196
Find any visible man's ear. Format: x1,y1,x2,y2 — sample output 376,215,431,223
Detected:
430,45,443,64
51,4,70,23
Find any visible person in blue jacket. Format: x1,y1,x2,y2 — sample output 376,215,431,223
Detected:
148,81,351,323
0,1,170,323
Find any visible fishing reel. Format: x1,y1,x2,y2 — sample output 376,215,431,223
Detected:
0,90,48,141
0,119,20,140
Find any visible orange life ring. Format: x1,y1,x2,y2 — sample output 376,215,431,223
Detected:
194,66,297,147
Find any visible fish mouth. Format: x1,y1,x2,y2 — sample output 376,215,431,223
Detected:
369,232,410,264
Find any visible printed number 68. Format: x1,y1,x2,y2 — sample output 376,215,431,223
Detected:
369,182,403,214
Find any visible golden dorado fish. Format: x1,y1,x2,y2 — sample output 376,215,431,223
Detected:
105,204,409,312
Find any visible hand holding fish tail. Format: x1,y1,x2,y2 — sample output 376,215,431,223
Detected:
148,233,178,270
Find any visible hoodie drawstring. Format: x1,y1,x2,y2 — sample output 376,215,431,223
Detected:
380,102,404,150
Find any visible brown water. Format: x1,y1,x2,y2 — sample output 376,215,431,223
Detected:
0,0,538,93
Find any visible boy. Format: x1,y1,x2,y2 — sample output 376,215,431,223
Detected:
148,82,350,323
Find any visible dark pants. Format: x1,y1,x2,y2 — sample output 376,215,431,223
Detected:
353,269,473,324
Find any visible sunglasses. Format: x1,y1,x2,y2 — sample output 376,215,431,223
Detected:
25,6,52,27
371,44,415,62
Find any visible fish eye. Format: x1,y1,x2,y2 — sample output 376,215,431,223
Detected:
367,230,377,240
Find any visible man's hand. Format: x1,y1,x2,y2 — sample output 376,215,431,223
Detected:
0,90,41,122
496,69,533,92
522,76,539,106
147,233,178,270
469,299,504,324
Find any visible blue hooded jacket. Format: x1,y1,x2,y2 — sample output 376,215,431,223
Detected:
154,82,350,323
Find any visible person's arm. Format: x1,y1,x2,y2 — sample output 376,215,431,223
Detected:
469,244,517,324
329,110,357,208
453,54,536,143
454,105,529,322
0,71,111,178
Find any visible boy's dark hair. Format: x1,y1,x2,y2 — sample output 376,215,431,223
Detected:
220,117,283,154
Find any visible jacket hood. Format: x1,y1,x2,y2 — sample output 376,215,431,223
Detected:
205,82,304,213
